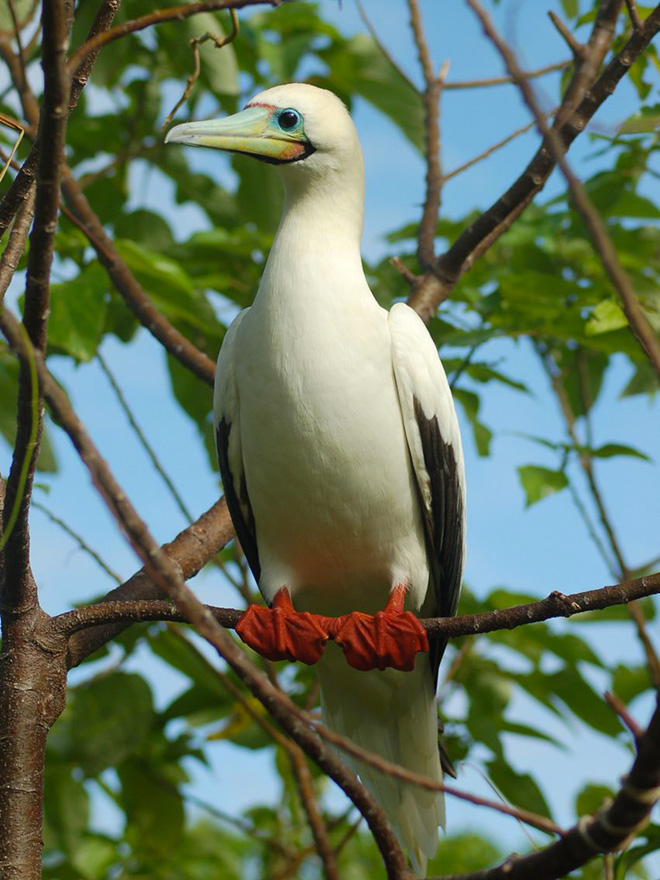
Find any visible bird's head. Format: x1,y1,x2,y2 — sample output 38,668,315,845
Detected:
165,83,363,187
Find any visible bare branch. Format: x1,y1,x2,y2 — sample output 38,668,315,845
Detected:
1,0,71,615
53,571,660,645
604,691,644,744
0,309,409,877
443,60,569,90
96,350,195,523
409,1,657,323
429,692,660,880
32,500,122,584
162,9,240,129
69,0,279,77
465,1,660,377
0,188,34,307
443,112,555,184
408,0,446,271
60,169,216,385
548,11,585,60
624,0,643,29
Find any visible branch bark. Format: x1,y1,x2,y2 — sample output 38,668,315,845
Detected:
0,307,410,880
430,692,660,880
52,571,660,641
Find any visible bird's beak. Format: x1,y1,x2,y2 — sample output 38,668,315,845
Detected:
164,105,310,163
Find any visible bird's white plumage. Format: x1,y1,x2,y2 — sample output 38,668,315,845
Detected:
206,84,465,876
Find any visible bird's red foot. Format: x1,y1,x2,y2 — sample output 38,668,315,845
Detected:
332,585,429,672
236,587,329,665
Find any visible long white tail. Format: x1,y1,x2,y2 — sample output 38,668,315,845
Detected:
317,646,443,876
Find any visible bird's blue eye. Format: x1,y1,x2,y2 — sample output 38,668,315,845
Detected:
278,109,301,131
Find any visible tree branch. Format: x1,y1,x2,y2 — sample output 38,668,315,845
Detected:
409,2,660,322
0,0,121,241
1,0,71,615
53,571,660,643
408,0,447,272
430,692,660,880
60,168,216,385
468,0,660,379
65,497,233,667
0,304,410,879
68,0,279,76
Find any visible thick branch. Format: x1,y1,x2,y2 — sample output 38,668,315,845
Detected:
54,571,660,641
1,0,71,615
409,3,660,322
65,498,233,667
431,692,660,880
466,1,660,379
0,309,409,878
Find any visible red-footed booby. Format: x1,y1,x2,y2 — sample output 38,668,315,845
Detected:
166,83,466,876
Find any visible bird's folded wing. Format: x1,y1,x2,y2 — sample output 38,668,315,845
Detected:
389,302,466,682
214,309,261,582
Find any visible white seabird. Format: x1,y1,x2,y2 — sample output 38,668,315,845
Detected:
166,83,466,876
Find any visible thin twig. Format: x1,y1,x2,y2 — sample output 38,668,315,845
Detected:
0,187,34,308
288,747,340,880
443,115,547,183
69,0,278,76
443,60,569,90
408,0,446,271
0,308,410,880
604,691,643,743
32,500,122,583
96,350,195,522
624,0,643,30
162,9,240,130
355,0,415,89
548,11,585,60
466,0,660,381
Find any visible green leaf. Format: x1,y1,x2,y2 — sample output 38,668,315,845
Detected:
517,465,568,507
585,300,628,336
560,0,578,18
185,12,239,96
114,209,175,251
549,667,622,736
44,764,90,855
576,783,615,816
453,388,492,456
70,834,118,880
48,264,109,362
591,442,650,461
487,757,552,818
119,759,184,856
621,360,659,398
49,672,154,776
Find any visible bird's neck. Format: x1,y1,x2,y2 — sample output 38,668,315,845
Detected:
255,167,369,311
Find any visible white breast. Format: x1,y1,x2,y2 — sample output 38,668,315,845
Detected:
235,288,429,616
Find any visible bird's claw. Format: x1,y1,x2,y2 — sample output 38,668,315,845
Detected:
236,587,329,665
332,585,429,671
